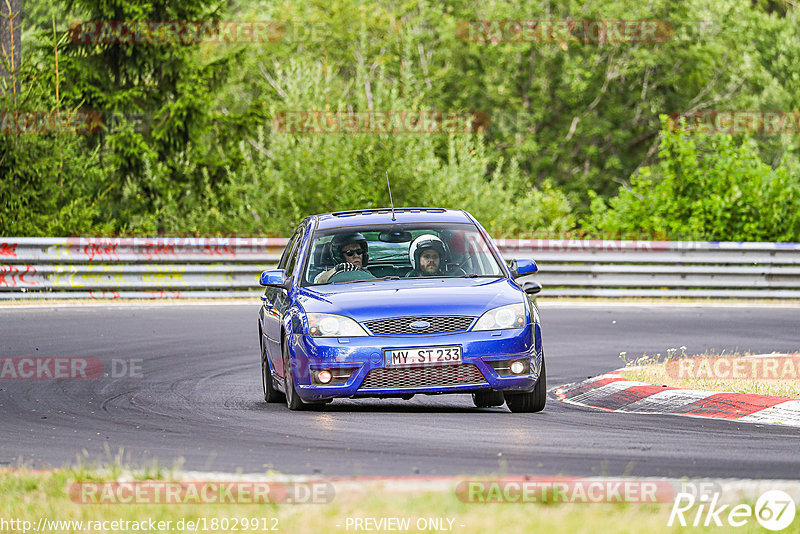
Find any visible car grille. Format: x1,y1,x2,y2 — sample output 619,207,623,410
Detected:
364,316,475,335
358,364,487,390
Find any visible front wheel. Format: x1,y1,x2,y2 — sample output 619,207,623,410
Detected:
262,341,285,404
504,357,547,413
283,337,307,410
282,336,325,411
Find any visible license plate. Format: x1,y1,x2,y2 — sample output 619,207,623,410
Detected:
384,346,462,367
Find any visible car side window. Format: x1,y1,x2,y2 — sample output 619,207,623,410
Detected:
284,228,305,278
278,232,300,270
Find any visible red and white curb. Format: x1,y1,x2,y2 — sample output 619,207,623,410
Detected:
554,360,800,428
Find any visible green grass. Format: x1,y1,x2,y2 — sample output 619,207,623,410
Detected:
3,468,799,533
620,349,800,399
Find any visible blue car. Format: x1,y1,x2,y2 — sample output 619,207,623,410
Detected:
257,208,545,412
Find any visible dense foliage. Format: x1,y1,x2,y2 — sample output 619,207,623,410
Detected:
585,116,800,241
2,0,799,239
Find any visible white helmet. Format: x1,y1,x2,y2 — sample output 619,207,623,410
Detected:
409,234,447,271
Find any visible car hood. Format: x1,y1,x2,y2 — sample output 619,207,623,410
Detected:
295,278,525,322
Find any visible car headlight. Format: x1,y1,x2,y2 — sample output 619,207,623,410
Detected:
472,303,527,331
307,313,369,337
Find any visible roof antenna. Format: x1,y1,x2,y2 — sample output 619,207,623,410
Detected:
386,171,396,221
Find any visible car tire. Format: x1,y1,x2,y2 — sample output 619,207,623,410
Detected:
261,337,285,403
282,336,326,411
472,390,505,408
504,357,547,413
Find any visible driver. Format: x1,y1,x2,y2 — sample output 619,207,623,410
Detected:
314,232,369,283
406,234,447,277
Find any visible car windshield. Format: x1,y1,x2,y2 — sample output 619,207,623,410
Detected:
302,222,505,286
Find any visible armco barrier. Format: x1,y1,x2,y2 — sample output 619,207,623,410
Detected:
0,238,283,299
499,239,800,298
1,237,800,299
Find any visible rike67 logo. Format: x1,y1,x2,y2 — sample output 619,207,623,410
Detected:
669,489,796,530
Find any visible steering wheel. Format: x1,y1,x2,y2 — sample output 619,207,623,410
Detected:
444,264,468,277
450,255,473,271
327,268,376,283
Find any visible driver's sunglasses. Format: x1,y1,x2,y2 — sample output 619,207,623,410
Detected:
343,248,364,257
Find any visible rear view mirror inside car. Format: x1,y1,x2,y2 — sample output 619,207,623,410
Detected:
379,230,413,243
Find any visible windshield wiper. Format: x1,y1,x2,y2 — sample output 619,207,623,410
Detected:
457,274,504,278
330,276,398,285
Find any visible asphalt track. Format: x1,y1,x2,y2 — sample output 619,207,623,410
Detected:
0,303,798,478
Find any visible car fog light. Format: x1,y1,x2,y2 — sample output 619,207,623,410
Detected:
510,360,525,375
317,370,333,384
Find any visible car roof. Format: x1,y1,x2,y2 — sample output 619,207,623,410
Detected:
311,208,474,230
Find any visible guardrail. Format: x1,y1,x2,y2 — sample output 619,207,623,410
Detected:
1,237,800,299
499,239,800,298
0,238,282,299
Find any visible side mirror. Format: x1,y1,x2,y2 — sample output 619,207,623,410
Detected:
260,269,289,288
509,259,538,279
522,281,542,295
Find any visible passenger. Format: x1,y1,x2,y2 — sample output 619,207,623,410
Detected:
314,232,369,283
406,234,447,277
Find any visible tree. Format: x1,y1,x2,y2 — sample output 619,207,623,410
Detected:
0,0,22,96
583,116,800,241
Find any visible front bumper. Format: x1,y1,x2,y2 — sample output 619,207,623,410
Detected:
285,324,543,401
